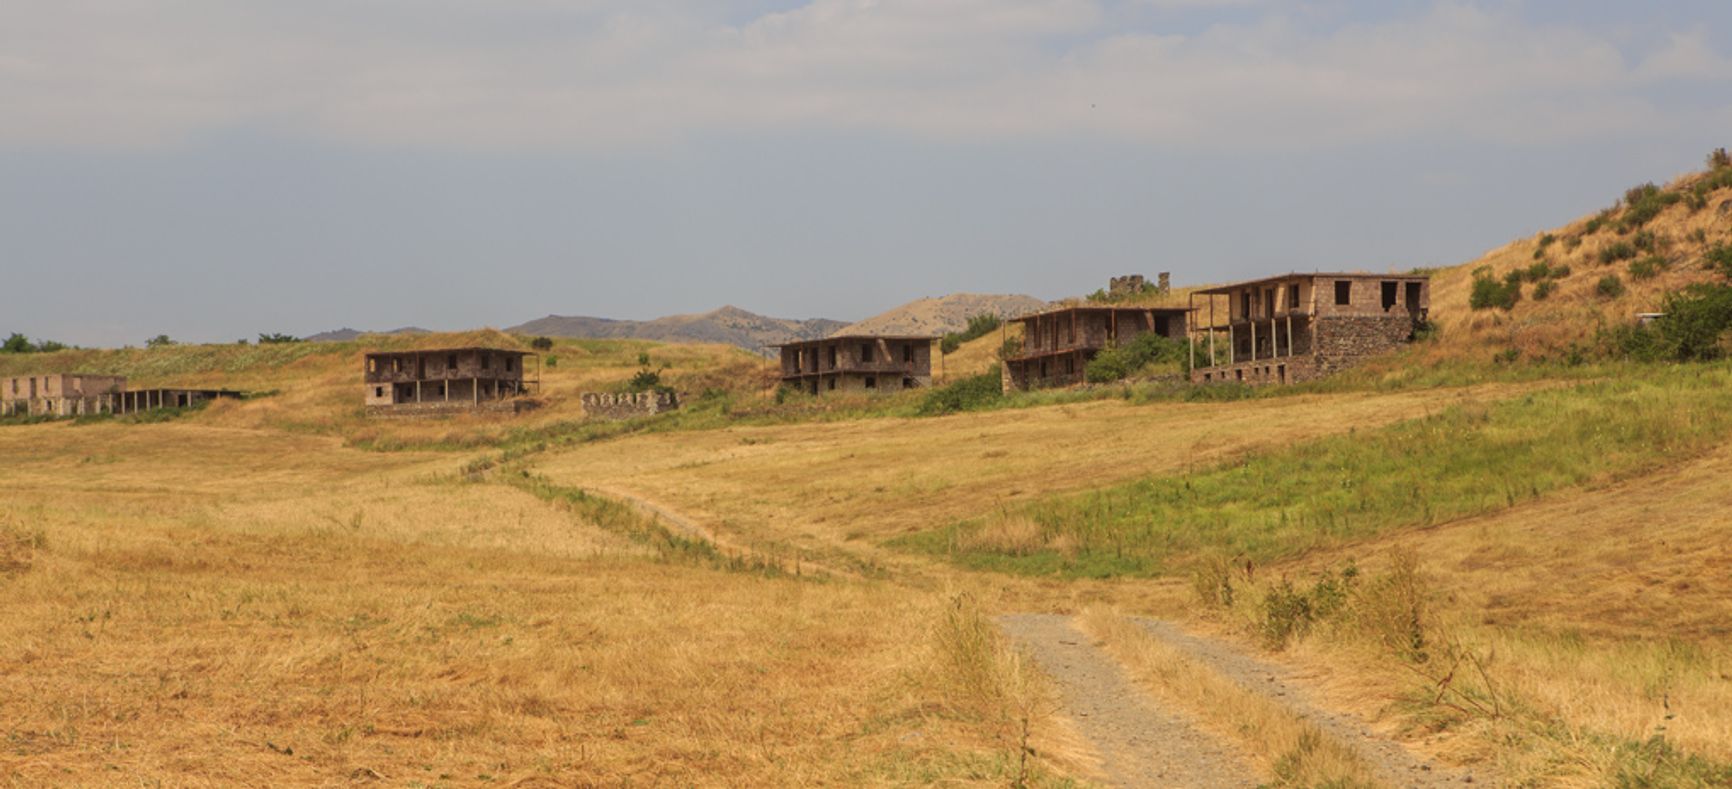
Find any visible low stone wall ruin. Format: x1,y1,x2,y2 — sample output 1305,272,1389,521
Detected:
581,391,680,420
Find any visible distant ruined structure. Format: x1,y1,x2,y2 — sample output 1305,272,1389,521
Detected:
364,347,538,417
2,373,240,418
581,391,681,420
1002,305,1192,391
1189,272,1431,386
2,374,126,417
773,335,937,395
1108,273,1171,298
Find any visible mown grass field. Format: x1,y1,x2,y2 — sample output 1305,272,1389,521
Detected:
0,420,1099,785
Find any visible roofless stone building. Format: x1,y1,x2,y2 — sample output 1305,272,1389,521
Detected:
1189,272,1430,385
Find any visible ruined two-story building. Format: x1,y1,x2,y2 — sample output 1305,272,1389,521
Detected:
773,335,936,395
1002,306,1192,391
1189,272,1430,385
364,347,537,416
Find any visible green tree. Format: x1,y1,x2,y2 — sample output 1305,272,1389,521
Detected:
146,334,176,348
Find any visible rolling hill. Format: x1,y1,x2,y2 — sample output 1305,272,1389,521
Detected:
507,306,843,354
833,293,1046,337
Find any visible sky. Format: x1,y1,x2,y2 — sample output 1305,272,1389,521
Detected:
2,1,1730,346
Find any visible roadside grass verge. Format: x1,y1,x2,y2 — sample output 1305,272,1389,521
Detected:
1189,551,1732,786
905,364,1732,577
1078,607,1378,788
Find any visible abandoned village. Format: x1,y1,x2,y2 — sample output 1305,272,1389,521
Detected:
2,270,1432,420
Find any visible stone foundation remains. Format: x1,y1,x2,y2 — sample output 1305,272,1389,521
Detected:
581,391,680,420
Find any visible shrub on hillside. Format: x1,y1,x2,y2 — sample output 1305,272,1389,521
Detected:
1614,284,1732,363
918,366,1005,416
1708,243,1732,279
1468,268,1521,311
1629,256,1668,281
1532,233,1556,260
257,333,300,344
1712,147,1731,170
941,313,1003,355
1084,332,1186,383
530,336,554,351
1620,183,1682,231
1599,241,1638,265
1532,280,1557,301
1596,274,1626,299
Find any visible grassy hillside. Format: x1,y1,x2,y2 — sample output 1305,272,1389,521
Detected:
1424,155,1732,362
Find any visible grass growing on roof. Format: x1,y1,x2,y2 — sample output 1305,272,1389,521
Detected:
906,364,1732,577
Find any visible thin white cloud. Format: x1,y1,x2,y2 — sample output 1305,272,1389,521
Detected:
0,0,1726,150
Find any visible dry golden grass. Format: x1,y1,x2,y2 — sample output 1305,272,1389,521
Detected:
1078,608,1378,788
530,381,1541,571
939,322,1020,381
0,422,1072,786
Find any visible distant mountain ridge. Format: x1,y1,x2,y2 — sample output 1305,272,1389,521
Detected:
834,293,1048,337
506,306,845,353
304,327,431,343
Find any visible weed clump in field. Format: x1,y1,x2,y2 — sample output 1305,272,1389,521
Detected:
0,521,47,574
931,593,1050,786
917,366,1005,416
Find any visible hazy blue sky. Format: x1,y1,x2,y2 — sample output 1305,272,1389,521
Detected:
3,0,1730,346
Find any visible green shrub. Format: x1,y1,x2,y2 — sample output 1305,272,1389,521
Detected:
1628,256,1668,280
1711,147,1731,170
1585,207,1619,234
918,366,1004,416
1524,261,1554,281
1620,183,1682,231
1654,284,1732,361
941,313,1004,355
1533,234,1556,259
1632,229,1660,253
257,333,300,344
1596,274,1626,299
1691,228,1709,245
1708,243,1732,279
1469,269,1521,310
1552,263,1572,278
530,336,554,351
1533,280,1557,301
998,335,1023,360
1083,332,1186,383
1599,241,1638,265
1,333,70,354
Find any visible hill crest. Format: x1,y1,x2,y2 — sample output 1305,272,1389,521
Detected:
834,293,1047,338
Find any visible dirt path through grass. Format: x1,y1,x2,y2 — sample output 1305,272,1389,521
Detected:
1127,617,1479,788
999,614,1258,788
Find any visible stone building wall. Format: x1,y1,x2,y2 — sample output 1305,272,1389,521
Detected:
580,391,681,420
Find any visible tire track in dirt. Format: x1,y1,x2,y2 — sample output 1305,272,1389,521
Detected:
1000,614,1259,788
1127,617,1481,788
